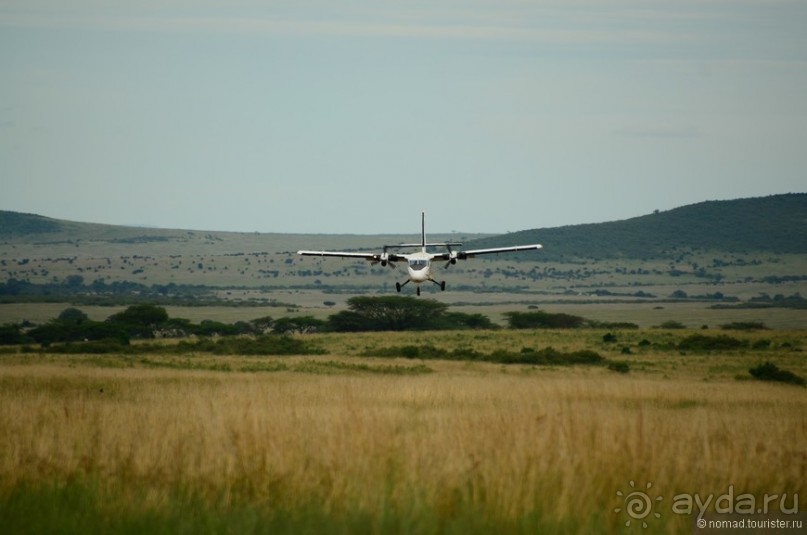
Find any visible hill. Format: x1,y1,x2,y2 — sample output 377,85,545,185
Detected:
1,196,806,324
1,193,805,261
0,211,63,237
465,193,807,260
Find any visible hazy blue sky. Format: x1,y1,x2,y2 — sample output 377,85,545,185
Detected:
2,1,805,234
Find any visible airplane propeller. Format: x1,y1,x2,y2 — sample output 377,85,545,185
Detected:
372,246,398,268
443,247,459,269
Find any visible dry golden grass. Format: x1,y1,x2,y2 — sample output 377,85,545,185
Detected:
1,333,804,533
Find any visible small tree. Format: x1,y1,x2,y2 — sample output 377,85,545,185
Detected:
0,323,26,345
249,316,274,334
346,296,448,331
273,316,326,335
107,304,169,338
57,307,88,324
63,275,84,288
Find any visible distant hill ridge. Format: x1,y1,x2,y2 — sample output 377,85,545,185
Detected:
466,193,807,260
0,211,63,236
2,193,805,259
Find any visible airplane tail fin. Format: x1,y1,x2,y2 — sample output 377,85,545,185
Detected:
421,211,426,251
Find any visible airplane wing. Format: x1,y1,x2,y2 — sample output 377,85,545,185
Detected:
297,250,407,263
432,244,543,261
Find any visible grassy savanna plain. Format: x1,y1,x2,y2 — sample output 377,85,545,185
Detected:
1,329,805,534
2,212,806,532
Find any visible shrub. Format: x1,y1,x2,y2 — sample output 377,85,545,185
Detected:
504,311,585,329
656,320,686,329
721,322,768,330
366,345,603,366
28,320,129,345
748,362,805,386
0,323,27,345
678,334,746,352
273,316,326,334
175,335,325,356
608,361,630,373
586,321,639,329
45,339,132,354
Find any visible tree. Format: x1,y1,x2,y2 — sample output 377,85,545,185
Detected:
249,316,274,334
107,304,169,338
57,307,88,323
63,275,84,288
0,323,26,345
328,311,370,332
331,296,449,331
273,316,326,335
194,320,239,337
441,312,496,330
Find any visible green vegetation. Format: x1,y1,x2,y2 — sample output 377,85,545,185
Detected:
35,335,324,357
607,360,630,373
0,299,501,348
712,292,807,310
329,296,495,332
721,321,769,330
4,305,280,346
678,334,747,352
0,278,297,307
173,336,324,356
364,344,604,366
0,327,805,534
0,477,573,535
748,361,805,386
504,311,584,329
2,199,806,534
656,320,687,329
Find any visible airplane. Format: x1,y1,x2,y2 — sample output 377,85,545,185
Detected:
297,212,542,295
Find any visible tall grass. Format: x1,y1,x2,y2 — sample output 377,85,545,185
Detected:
1,353,804,533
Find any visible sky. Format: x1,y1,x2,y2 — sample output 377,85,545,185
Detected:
1,1,806,235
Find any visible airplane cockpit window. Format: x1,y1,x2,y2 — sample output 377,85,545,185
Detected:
408,259,428,271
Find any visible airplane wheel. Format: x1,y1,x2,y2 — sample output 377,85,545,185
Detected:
395,282,401,293
440,281,446,291
416,287,421,296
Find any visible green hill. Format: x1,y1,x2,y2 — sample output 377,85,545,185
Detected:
2,193,805,261
0,211,63,237
466,193,807,260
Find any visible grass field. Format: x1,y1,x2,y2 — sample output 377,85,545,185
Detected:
1,329,804,534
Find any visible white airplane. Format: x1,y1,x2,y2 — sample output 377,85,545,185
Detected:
297,212,542,295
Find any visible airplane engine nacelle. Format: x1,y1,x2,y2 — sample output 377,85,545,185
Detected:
444,250,459,268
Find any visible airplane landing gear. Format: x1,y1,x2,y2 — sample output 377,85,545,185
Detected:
428,279,446,292
397,279,444,296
